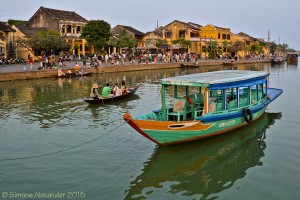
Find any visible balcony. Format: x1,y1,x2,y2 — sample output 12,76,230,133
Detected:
190,37,200,41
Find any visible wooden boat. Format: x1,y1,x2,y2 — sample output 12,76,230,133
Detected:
123,70,282,146
84,85,139,104
180,63,198,68
286,52,299,65
223,61,234,66
55,72,92,78
270,56,285,64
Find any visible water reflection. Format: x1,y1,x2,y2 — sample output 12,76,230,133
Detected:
124,112,282,200
0,63,271,129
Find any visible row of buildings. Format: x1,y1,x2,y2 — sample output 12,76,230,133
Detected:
0,6,268,60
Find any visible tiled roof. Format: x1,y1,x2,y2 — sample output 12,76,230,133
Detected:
0,22,15,32
29,6,88,23
16,24,48,36
117,25,145,36
237,32,258,41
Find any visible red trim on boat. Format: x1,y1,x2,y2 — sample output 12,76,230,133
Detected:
123,113,161,145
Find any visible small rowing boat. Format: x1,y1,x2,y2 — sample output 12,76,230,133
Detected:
55,72,92,78
84,85,139,104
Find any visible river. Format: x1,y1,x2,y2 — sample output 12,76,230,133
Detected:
0,62,298,200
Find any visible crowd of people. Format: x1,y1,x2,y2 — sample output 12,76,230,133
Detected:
84,52,200,67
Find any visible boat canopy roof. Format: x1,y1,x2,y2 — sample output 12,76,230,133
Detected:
160,70,269,90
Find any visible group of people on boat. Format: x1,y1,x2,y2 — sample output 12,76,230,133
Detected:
90,80,129,99
57,63,86,77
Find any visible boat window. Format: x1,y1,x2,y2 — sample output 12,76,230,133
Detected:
239,87,250,107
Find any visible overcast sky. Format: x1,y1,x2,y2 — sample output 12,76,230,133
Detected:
1,0,299,50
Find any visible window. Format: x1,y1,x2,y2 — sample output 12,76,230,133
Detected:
227,34,230,40
61,25,65,33
218,33,220,39
76,26,81,34
67,25,72,33
222,34,226,40
190,32,199,37
165,31,172,38
179,30,186,38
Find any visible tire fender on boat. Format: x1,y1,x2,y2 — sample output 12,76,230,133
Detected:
242,108,253,123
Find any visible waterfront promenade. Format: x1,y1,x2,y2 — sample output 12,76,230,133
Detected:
0,58,270,82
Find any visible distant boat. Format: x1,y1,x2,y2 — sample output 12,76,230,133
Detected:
123,70,282,146
286,52,299,65
270,55,285,64
84,85,139,104
55,72,92,78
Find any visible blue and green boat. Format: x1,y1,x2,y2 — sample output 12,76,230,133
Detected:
123,70,282,146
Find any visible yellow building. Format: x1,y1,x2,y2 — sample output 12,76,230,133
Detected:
199,24,234,58
161,20,202,54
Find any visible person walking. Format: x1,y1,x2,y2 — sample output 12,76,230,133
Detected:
29,56,34,70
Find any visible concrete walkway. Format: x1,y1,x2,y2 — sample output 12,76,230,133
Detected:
0,58,270,82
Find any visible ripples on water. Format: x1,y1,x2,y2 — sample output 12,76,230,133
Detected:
0,63,299,199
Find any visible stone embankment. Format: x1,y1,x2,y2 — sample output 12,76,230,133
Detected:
0,59,270,82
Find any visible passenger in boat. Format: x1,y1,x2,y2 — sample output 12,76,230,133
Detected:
90,83,100,99
113,84,121,96
102,82,113,98
121,80,129,94
66,69,72,75
57,68,65,77
74,63,80,74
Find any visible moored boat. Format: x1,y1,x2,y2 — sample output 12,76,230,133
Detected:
55,72,92,78
123,70,282,146
84,85,139,104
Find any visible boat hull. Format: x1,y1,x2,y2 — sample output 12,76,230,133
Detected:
55,72,92,78
84,86,139,104
123,88,282,146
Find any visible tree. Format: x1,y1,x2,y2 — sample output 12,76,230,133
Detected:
222,40,231,53
231,41,245,55
18,30,69,56
172,38,191,49
81,20,111,53
107,30,137,53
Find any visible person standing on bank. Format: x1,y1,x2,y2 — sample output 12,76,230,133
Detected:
90,83,100,99
29,56,33,70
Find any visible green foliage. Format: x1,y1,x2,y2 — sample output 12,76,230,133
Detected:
7,19,26,26
250,43,263,54
107,30,137,49
208,40,218,59
18,30,69,56
81,20,111,52
155,39,168,48
222,40,231,52
172,38,191,48
231,41,245,53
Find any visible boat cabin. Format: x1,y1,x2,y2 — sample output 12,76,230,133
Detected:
151,70,269,121
286,52,299,64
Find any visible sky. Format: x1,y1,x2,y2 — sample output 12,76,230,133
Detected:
1,0,300,50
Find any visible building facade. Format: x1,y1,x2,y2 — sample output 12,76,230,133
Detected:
0,22,16,59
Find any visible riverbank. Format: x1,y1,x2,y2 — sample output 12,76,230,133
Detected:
0,59,270,82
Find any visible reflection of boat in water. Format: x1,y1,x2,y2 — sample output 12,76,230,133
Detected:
124,112,282,199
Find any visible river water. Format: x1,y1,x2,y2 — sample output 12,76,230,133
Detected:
0,62,298,200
